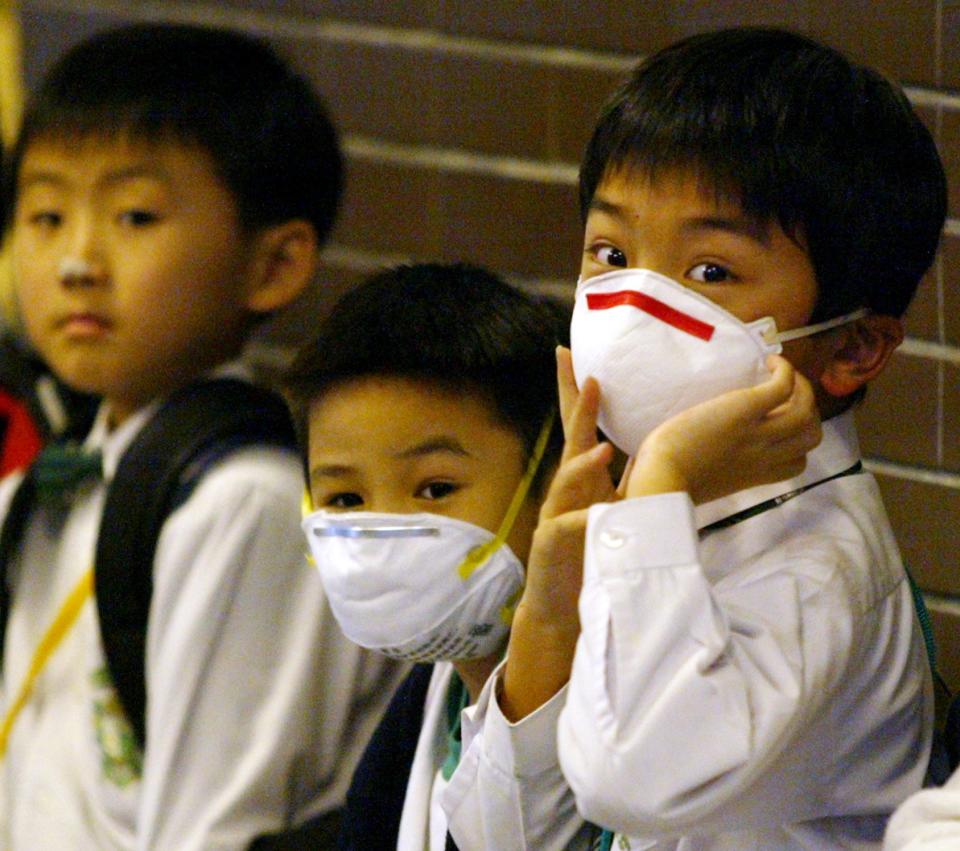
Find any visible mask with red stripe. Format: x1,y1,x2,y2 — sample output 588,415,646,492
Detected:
570,268,866,455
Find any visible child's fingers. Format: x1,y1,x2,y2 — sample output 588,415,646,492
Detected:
558,346,610,463
530,508,592,562
556,347,579,438
768,408,822,456
542,441,614,518
616,456,635,498
760,364,821,444
561,374,603,464
743,355,796,417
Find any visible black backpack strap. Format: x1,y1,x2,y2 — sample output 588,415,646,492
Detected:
0,471,41,666
96,377,296,749
248,810,342,851
337,662,435,849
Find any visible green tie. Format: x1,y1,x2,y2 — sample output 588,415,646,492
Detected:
32,444,103,505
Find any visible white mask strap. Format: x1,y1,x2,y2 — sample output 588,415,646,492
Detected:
774,308,870,343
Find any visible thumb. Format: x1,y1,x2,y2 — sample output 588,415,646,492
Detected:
743,355,796,414
556,346,580,438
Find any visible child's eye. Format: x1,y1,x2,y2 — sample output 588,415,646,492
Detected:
118,209,160,227
688,262,733,283
324,492,364,509
28,211,62,229
417,481,458,500
593,245,628,268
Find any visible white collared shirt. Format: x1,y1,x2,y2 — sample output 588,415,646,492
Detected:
0,367,403,851
444,411,931,850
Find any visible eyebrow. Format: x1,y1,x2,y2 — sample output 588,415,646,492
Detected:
19,164,173,191
309,463,357,480
588,196,626,218
309,437,471,481
680,215,770,247
589,196,771,246
394,437,471,460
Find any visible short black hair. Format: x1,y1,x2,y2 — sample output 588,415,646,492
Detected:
285,263,569,482
580,27,947,321
8,23,342,242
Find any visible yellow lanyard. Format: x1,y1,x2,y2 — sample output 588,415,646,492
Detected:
0,567,94,759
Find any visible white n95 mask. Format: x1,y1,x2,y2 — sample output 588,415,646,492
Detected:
570,268,866,455
301,414,554,662
302,511,524,661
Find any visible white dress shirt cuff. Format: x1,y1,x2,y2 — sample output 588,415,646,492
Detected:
461,660,568,780
587,492,698,576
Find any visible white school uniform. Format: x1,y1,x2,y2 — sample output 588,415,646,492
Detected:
0,367,402,851
444,410,931,850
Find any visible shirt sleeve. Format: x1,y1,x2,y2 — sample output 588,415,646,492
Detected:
131,447,400,851
885,766,960,850
442,660,594,851
557,491,876,839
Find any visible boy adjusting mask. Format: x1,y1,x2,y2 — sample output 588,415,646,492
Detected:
302,415,553,662
571,268,866,455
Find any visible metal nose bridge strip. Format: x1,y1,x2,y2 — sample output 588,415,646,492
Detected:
311,524,441,539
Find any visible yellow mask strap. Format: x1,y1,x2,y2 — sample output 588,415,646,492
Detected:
302,488,316,565
458,410,555,580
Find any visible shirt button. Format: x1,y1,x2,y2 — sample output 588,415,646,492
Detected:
599,528,625,549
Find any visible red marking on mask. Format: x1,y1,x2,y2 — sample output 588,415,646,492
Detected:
586,291,715,342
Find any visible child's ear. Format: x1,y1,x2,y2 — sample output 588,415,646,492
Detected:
243,220,319,314
818,314,904,398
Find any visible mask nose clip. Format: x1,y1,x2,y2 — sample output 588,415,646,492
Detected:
753,316,780,346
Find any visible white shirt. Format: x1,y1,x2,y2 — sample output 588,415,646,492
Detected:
884,765,960,849
444,411,931,850
0,374,403,851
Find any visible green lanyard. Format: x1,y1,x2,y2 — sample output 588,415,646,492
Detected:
441,672,469,782
597,828,615,850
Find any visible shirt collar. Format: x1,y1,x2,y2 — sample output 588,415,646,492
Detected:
693,409,861,531
83,360,254,482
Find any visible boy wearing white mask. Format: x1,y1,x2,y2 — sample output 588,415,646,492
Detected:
290,262,819,850
443,27,947,851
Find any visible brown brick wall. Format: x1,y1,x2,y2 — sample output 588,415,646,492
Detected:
17,0,960,686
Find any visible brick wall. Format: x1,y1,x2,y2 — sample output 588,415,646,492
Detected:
17,1,960,683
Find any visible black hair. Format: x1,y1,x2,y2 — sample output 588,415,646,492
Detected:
579,27,947,321
285,263,569,484
8,23,342,242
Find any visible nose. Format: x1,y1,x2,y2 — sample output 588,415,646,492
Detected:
58,217,107,288
58,256,97,281
57,253,107,288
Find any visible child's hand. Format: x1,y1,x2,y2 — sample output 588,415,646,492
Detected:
501,347,615,721
625,355,822,505
521,347,615,627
